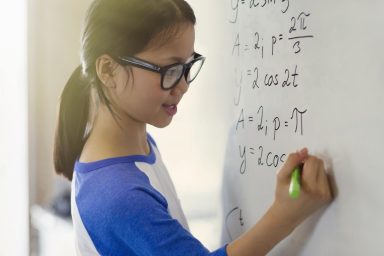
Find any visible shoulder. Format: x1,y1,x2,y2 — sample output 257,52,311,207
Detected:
75,162,168,212
74,164,169,232
74,168,170,254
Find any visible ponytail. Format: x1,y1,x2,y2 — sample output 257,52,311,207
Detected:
54,66,90,180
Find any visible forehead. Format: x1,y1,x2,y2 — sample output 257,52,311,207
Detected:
137,24,195,62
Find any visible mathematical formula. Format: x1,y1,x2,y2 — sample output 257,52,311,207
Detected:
239,144,287,174
225,0,316,233
236,106,307,141
232,12,313,57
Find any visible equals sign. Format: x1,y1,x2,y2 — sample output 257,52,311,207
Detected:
241,0,245,4
285,121,289,127
244,44,250,51
279,34,283,40
248,116,254,122
247,70,252,76
249,147,255,154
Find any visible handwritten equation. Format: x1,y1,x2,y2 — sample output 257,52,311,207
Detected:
246,64,299,91
236,106,307,141
225,0,316,237
232,12,313,58
238,144,287,174
226,0,316,235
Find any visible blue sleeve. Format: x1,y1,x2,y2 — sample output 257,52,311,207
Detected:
103,186,228,256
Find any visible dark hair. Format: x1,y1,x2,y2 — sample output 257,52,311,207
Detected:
54,0,196,180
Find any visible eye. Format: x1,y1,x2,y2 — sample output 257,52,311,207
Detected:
165,65,183,78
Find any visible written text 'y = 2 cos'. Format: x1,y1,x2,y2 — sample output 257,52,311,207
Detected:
238,144,287,174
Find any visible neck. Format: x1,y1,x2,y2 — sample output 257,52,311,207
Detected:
81,105,150,162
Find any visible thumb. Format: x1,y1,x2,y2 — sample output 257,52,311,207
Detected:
278,148,308,182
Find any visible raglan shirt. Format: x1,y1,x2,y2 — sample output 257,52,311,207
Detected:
71,135,228,256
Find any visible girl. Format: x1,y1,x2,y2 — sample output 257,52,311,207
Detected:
54,0,333,255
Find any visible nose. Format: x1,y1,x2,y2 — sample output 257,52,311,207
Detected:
171,77,189,96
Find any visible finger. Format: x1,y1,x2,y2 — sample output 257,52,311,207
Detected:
277,148,308,182
317,165,333,202
301,156,321,192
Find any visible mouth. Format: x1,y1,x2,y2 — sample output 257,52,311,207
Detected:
162,104,178,116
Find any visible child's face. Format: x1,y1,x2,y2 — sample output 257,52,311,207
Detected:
111,24,196,128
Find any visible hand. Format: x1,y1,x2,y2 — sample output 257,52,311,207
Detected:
226,148,333,256
268,148,333,230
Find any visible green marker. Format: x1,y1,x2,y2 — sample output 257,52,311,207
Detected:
289,166,301,199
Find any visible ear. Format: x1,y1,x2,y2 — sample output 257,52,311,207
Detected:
95,54,118,88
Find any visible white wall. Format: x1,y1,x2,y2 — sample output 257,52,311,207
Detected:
0,0,29,255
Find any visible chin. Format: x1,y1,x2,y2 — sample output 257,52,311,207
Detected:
151,118,173,128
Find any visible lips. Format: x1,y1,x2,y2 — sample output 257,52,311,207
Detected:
163,104,178,116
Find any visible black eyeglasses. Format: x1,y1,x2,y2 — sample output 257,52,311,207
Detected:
117,52,205,90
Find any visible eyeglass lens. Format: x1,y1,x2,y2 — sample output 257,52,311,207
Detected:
163,65,184,89
162,58,204,89
187,58,204,83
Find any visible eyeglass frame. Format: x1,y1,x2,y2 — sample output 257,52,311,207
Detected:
116,52,205,90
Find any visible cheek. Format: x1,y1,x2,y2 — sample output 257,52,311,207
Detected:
134,70,161,89
131,73,167,101
114,68,169,114
121,80,168,114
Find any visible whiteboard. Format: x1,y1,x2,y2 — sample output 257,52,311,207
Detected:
220,0,384,255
